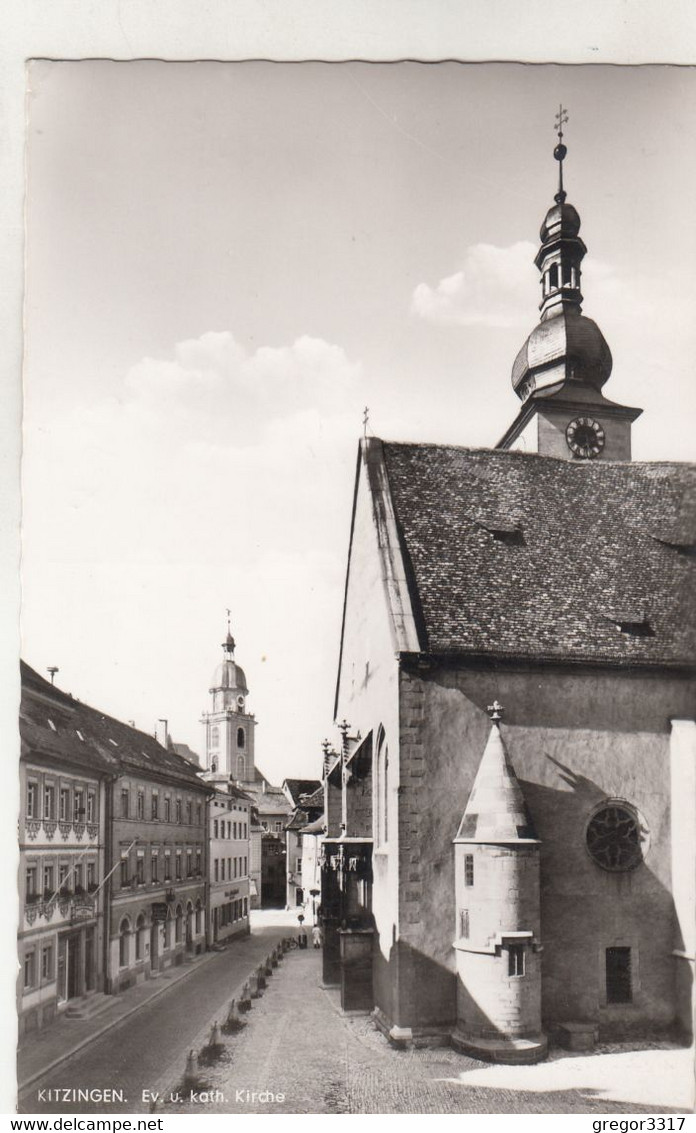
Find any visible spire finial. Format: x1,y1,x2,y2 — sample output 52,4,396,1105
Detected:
223,609,235,654
362,406,370,440
553,104,569,204
487,699,504,723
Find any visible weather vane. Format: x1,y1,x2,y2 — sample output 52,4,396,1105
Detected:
553,104,569,204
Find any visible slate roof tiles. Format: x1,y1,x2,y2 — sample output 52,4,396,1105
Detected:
381,443,696,667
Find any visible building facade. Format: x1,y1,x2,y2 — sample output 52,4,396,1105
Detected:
323,134,696,1058
107,741,209,993
19,663,115,1036
208,784,251,945
283,779,322,908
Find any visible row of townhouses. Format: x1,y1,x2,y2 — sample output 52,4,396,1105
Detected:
18,660,252,1038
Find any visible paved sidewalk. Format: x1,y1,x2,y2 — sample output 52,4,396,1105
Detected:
162,947,694,1115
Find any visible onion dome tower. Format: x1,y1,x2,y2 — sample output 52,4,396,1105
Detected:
452,701,547,1064
497,106,641,460
200,614,256,783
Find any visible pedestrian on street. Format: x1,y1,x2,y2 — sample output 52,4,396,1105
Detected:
312,924,322,949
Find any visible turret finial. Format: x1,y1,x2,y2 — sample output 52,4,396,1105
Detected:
223,608,235,654
487,699,504,723
553,104,569,204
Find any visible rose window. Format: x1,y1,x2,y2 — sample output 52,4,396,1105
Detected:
586,804,645,872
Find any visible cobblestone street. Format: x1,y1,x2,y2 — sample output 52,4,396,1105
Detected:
162,943,693,1116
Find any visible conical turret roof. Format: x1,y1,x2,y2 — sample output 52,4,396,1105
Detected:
454,707,539,844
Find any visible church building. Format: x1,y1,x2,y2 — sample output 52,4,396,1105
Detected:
323,122,695,1061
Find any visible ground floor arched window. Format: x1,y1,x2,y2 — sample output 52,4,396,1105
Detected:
175,905,183,944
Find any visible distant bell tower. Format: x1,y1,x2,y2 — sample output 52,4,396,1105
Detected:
201,614,257,783
497,106,642,460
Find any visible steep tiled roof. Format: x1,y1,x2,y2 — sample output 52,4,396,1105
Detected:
283,778,322,806
381,444,695,666
20,661,209,790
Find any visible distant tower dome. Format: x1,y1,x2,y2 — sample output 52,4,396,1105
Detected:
209,616,248,694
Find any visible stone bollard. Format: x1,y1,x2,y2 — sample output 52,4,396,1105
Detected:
184,1049,199,1087
264,956,273,976
239,981,252,1011
248,972,260,998
270,949,279,968
209,1021,222,1049
225,998,245,1030
256,965,267,990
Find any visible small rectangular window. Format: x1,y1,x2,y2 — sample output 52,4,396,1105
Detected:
464,854,474,887
59,788,70,822
151,792,159,820
136,856,144,884
187,800,193,825
74,788,84,820
151,853,159,884
41,944,53,981
26,781,38,819
44,785,55,820
176,798,182,823
137,791,145,819
87,792,96,823
164,851,171,881
120,857,129,886
43,864,54,895
24,951,36,990
120,789,129,818
508,943,525,977
459,909,469,939
213,820,218,839
606,947,632,1003
164,796,171,822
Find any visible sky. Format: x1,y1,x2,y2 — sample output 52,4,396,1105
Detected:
21,61,696,783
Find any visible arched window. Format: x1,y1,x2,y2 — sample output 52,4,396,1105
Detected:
236,755,246,779
374,728,389,847
210,725,219,748
135,913,146,961
186,902,194,945
237,727,245,749
175,905,183,944
119,918,131,968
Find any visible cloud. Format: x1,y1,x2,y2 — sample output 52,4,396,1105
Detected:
123,331,360,442
411,242,538,328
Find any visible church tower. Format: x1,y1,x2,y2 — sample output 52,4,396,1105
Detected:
497,106,642,460
201,617,257,784
452,702,547,1064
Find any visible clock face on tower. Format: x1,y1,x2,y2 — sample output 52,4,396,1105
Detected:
566,417,605,459
237,694,245,710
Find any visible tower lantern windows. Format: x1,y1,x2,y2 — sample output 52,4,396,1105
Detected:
549,263,559,290
237,727,245,749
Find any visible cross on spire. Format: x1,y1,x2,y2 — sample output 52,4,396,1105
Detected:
362,406,370,440
555,103,568,143
553,104,569,204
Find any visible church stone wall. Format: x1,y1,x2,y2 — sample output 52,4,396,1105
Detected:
334,458,402,1020
396,661,694,1037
